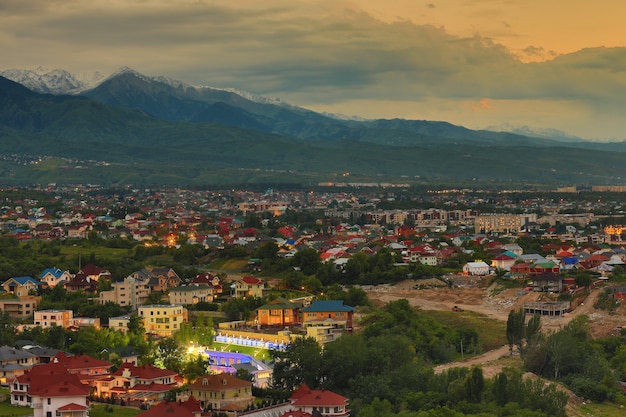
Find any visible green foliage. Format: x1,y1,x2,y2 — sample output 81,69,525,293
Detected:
270,336,323,391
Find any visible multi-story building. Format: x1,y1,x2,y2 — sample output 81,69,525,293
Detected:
289,384,350,417
235,276,264,298
11,361,90,417
168,285,214,305
33,309,73,329
138,304,188,337
188,373,253,412
474,214,537,234
0,346,37,386
0,295,41,319
301,300,355,331
256,297,302,327
99,276,150,309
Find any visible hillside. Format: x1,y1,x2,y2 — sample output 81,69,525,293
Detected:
3,73,626,186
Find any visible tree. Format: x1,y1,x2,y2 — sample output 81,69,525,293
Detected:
506,308,525,354
155,338,183,373
464,366,485,403
0,311,16,345
127,313,145,335
291,248,322,276
270,336,322,391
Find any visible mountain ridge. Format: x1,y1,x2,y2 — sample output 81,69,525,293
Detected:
2,71,626,186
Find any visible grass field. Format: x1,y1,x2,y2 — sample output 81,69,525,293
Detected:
89,404,143,417
427,309,507,353
59,244,132,260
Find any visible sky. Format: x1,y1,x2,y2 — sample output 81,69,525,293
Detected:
2,0,626,140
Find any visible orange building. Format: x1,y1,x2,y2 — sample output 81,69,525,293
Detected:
256,297,302,327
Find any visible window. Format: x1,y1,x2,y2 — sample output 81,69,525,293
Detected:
47,398,51,404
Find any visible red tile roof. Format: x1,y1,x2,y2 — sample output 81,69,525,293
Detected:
137,397,202,417
113,362,177,380
58,403,88,411
290,384,348,407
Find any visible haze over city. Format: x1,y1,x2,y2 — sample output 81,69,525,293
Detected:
2,0,626,140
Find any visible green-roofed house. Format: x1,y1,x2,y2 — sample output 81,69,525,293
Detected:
256,297,303,327
301,300,355,332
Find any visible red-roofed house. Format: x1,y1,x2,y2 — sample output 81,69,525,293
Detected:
289,384,349,417
491,253,517,271
10,361,90,417
98,362,181,403
53,352,112,395
235,276,264,298
137,397,203,417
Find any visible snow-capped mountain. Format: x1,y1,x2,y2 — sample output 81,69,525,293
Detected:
484,123,586,143
0,66,105,94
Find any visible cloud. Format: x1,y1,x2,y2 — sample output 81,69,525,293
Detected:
1,0,626,138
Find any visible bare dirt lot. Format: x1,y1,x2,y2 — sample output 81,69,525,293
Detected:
362,278,626,416
363,277,626,337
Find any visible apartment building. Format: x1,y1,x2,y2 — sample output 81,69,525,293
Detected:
99,276,150,308
138,304,188,337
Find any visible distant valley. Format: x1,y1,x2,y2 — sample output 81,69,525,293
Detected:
1,67,626,187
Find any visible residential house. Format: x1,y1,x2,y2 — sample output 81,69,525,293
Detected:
129,268,181,292
11,361,90,417
191,272,223,294
301,300,355,331
529,261,560,276
462,261,490,276
168,285,214,305
0,346,37,386
256,297,303,327
138,304,188,337
491,252,517,271
289,384,350,417
64,273,98,293
235,276,264,298
99,276,151,309
2,276,41,297
503,243,523,256
79,263,112,282
509,262,531,279
38,267,72,289
34,310,73,329
188,373,254,412
109,315,132,333
51,352,113,395
530,273,564,293
0,295,41,319
98,362,179,402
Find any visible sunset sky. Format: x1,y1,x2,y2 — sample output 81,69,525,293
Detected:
2,0,626,140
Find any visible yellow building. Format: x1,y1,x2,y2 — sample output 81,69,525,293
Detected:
138,304,188,337
0,295,41,319
168,285,213,305
188,373,253,412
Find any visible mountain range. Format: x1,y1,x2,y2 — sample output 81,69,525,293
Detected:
1,66,626,187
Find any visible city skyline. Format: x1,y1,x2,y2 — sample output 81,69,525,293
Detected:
2,0,626,140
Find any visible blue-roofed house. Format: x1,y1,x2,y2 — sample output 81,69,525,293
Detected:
1,276,41,297
38,267,72,289
301,300,355,331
